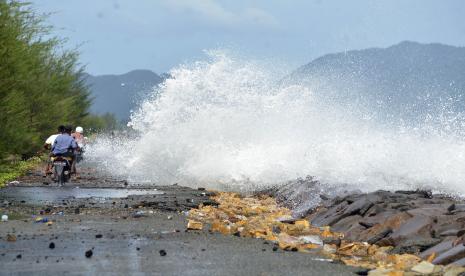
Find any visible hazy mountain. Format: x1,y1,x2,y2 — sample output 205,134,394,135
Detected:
86,42,465,123
84,70,163,121
290,41,465,122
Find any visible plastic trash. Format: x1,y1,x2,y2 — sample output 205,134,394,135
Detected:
1,215,8,222
35,217,49,223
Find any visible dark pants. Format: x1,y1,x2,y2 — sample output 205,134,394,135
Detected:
52,152,74,158
52,152,76,173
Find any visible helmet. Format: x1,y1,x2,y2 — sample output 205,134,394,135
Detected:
75,126,84,133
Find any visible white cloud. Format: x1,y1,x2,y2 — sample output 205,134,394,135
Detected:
162,0,279,30
243,7,278,27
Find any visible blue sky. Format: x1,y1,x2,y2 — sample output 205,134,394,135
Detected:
33,0,465,75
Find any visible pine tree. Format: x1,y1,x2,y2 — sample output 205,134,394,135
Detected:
0,1,91,159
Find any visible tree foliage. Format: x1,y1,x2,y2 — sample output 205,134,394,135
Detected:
0,1,112,159
82,112,121,133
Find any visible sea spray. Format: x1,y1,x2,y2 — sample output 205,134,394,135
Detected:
87,51,465,196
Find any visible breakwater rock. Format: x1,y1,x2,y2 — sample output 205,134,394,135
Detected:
274,180,465,266
264,177,465,266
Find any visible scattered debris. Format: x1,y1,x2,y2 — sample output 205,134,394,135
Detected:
322,244,337,254
132,211,145,218
410,261,437,274
311,258,333,262
187,220,203,230
6,234,16,242
85,249,93,258
188,191,465,274
1,214,8,222
35,217,48,223
299,235,323,246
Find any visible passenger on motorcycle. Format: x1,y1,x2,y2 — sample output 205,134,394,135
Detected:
71,126,85,178
71,126,85,147
43,125,65,177
51,125,79,175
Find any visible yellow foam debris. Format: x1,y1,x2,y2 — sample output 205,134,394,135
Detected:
426,252,436,263
187,191,435,274
187,220,203,230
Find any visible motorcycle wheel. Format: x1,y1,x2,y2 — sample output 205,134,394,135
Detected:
54,165,65,186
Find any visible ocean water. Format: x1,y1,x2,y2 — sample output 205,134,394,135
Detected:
87,51,465,196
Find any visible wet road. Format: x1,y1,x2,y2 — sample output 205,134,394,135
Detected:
0,167,357,275
0,186,163,203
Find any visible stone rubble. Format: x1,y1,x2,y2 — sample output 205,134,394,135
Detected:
189,188,465,275
306,189,465,266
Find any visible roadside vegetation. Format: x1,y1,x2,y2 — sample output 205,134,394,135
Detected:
0,157,42,187
0,1,115,180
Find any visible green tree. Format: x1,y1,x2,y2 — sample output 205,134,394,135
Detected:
0,0,91,159
81,112,121,133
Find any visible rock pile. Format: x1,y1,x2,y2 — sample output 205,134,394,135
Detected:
306,189,465,266
188,191,465,274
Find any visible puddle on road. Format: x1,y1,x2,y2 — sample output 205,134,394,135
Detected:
0,187,164,204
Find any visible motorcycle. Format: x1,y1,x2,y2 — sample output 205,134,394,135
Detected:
76,145,85,163
51,155,72,185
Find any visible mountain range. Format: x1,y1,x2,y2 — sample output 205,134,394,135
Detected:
290,41,465,121
84,70,163,121
85,41,465,122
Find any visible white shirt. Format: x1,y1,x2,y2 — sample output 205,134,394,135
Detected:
45,134,59,145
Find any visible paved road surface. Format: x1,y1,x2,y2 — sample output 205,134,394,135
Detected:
0,166,358,275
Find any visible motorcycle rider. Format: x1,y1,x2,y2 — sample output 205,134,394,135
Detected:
51,125,79,176
43,125,65,177
71,126,85,178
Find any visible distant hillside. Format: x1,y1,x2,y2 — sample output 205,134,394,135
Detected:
290,41,465,122
84,70,163,121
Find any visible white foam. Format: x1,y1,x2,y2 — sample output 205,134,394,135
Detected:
87,51,465,195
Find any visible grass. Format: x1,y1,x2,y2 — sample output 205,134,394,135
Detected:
0,156,43,187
